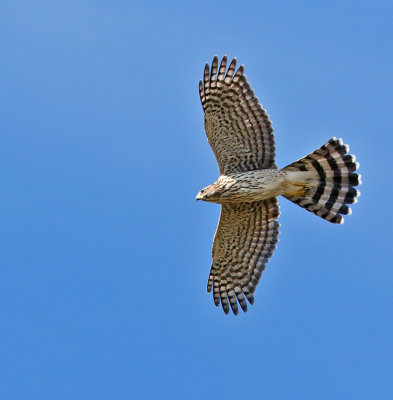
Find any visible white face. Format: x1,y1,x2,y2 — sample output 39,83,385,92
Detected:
195,188,205,201
195,184,220,202
196,177,237,203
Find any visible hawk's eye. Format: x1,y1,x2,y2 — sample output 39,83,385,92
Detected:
201,189,205,193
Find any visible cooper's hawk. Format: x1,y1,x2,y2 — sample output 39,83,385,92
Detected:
197,56,361,315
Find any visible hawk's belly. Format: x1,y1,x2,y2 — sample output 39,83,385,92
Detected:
218,170,287,203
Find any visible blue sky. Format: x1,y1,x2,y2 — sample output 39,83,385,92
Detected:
1,0,392,398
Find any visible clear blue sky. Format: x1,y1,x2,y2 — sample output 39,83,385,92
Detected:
1,1,392,399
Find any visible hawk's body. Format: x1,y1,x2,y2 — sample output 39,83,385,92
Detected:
197,56,361,315
196,169,316,203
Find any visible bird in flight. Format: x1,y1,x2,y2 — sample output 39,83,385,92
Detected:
197,56,361,315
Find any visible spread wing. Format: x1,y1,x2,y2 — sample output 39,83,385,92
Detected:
207,198,280,315
199,56,276,175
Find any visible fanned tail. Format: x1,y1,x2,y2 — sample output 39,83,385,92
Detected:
282,138,361,224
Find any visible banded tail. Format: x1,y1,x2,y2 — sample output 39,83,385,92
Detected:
282,138,361,224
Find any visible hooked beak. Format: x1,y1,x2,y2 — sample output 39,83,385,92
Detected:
195,192,203,201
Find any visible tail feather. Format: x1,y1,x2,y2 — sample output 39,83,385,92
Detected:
282,138,361,224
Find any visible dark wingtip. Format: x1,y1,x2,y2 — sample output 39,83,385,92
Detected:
239,301,248,313
247,294,255,305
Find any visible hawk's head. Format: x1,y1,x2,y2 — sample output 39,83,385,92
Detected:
196,177,235,203
196,182,225,203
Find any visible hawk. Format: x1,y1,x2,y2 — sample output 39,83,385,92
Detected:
196,56,361,315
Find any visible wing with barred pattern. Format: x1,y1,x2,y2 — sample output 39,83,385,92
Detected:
199,56,276,174
207,198,280,315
